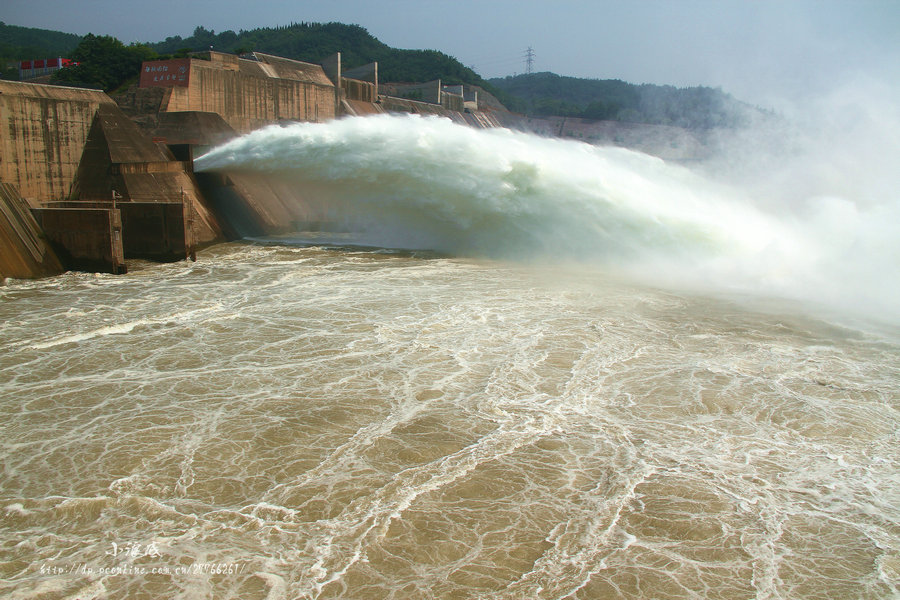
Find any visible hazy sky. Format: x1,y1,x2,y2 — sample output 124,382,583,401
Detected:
2,0,898,106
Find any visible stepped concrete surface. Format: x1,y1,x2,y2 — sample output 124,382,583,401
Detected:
0,183,63,279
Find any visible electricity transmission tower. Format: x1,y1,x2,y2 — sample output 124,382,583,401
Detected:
524,46,535,75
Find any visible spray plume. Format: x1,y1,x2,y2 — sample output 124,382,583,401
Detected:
196,113,899,327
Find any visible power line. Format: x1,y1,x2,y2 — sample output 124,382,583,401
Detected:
462,52,526,75
462,48,537,78
470,55,523,68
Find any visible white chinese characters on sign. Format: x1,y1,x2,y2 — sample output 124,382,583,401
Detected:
144,63,188,83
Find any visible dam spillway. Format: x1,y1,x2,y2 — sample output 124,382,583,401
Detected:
0,49,516,278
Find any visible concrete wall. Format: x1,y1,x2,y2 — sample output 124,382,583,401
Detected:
321,53,341,86
376,94,500,128
441,90,465,112
141,52,337,133
342,62,378,85
342,78,377,103
32,207,126,274
148,111,239,148
120,202,194,261
321,54,379,109
381,80,442,104
195,171,332,240
444,84,478,111
0,81,115,204
342,61,378,103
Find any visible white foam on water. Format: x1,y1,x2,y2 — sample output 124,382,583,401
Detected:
2,111,898,597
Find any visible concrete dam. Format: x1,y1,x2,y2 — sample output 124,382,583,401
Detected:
0,49,702,279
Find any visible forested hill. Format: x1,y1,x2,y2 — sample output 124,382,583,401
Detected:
490,72,759,129
0,21,81,58
153,23,489,90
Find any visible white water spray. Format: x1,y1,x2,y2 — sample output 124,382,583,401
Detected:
196,113,900,325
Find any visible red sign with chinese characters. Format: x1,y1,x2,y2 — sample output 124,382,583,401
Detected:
140,59,191,88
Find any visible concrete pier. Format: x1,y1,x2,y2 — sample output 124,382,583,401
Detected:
67,103,223,253
31,205,126,274
119,201,195,262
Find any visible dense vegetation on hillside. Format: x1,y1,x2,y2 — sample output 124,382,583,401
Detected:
0,21,81,58
0,22,82,80
490,72,755,129
53,34,158,92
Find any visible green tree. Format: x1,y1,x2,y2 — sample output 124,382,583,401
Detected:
582,100,619,121
0,64,18,81
52,33,157,92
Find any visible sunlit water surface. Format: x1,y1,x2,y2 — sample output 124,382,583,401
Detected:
1,242,898,599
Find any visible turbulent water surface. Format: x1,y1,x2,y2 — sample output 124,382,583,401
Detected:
1,115,899,599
